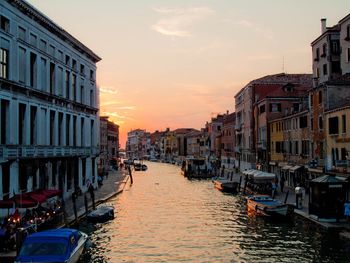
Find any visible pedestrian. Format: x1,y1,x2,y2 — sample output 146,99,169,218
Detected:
280,175,285,193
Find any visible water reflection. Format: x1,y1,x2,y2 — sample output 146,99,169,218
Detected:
79,162,350,262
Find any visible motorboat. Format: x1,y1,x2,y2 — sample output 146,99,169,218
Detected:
246,195,289,217
134,162,147,171
15,228,88,263
213,179,239,194
86,205,114,223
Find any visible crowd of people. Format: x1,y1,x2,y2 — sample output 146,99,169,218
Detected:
0,200,63,252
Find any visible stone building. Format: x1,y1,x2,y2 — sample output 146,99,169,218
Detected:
0,0,101,205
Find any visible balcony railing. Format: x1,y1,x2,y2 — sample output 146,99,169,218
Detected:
0,145,100,161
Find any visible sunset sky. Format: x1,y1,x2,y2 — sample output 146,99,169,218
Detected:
27,0,349,147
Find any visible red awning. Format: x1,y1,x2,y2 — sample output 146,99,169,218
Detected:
23,191,47,203
39,189,62,199
13,195,38,208
0,199,14,209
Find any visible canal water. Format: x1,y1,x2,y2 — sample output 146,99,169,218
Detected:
80,162,350,263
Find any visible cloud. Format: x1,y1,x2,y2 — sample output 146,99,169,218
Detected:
224,18,274,40
99,86,118,94
151,6,214,37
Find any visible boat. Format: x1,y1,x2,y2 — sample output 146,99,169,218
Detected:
134,162,147,171
213,179,239,193
86,205,114,223
15,228,88,263
246,195,289,217
181,157,212,179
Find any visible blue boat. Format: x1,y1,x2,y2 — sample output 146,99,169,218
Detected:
15,228,88,263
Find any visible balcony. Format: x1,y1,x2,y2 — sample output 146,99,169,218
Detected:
0,145,100,161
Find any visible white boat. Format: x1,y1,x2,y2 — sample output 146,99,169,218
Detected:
247,195,289,217
15,228,88,263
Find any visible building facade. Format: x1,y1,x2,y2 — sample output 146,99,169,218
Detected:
0,0,101,204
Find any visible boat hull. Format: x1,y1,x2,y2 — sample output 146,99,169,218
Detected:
213,180,239,193
87,206,114,223
247,195,289,217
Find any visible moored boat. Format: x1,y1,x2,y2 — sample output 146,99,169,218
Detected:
213,179,239,194
15,228,88,263
246,195,289,217
86,205,114,223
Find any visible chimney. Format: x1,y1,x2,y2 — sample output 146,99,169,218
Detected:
321,18,327,34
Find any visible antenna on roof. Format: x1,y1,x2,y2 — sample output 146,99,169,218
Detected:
282,56,285,73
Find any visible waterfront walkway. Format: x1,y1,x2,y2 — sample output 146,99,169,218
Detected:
63,168,129,226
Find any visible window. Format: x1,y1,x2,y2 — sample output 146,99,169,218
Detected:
0,47,9,79
259,104,265,114
331,40,339,54
30,106,37,145
18,26,26,41
57,67,63,96
294,141,299,155
29,33,37,47
66,114,70,146
65,55,70,66
72,74,76,101
318,91,322,104
30,52,37,87
39,39,47,52
319,116,323,130
65,71,70,99
329,116,339,134
50,110,55,145
81,117,85,146
72,59,77,70
0,16,10,33
341,148,347,160
90,69,94,81
323,64,328,75
347,25,350,39
347,48,350,63
322,44,327,57
1,99,10,144
299,115,307,128
58,112,63,146
40,58,47,91
342,114,346,133
18,47,26,83
310,94,313,106
315,48,319,61
80,64,85,75
18,103,26,145
310,118,314,131
50,62,55,94
269,103,281,112
80,84,84,104
73,116,77,146
301,140,309,156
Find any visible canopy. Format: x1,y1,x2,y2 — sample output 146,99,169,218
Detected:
0,189,61,208
243,169,275,180
311,174,345,183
